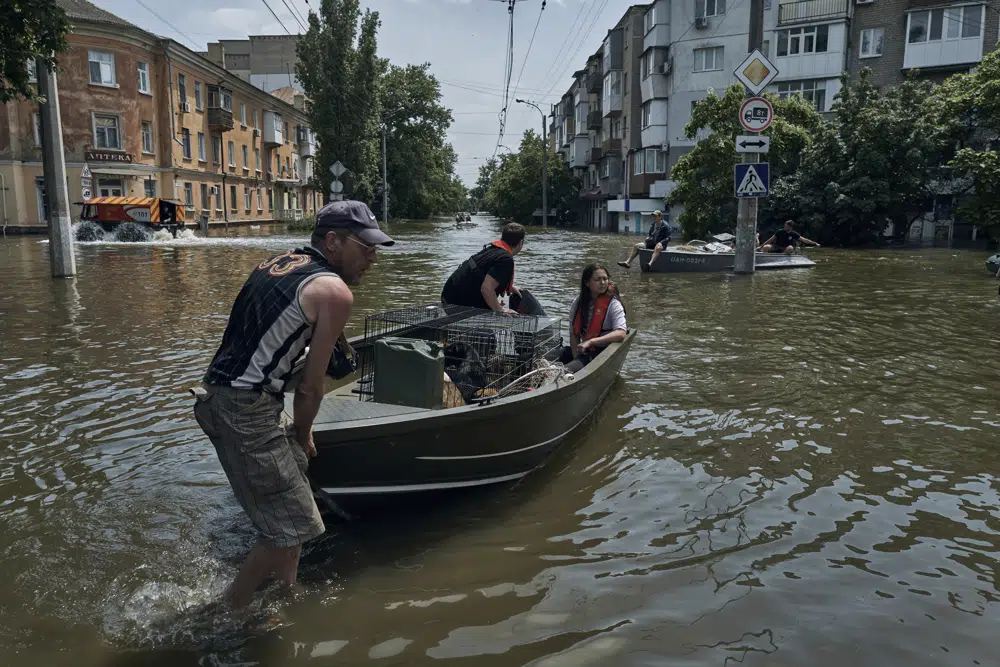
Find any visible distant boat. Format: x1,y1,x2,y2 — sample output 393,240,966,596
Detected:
639,236,816,273
987,253,999,275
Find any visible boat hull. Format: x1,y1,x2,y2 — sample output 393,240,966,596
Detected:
987,254,999,275
296,331,635,498
638,248,816,273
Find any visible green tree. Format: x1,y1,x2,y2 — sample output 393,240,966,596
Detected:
297,0,382,203
0,0,70,103
484,130,579,225
773,69,959,245
379,63,466,218
938,49,1000,234
469,158,499,211
666,85,824,240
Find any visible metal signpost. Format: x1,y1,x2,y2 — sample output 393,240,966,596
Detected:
732,34,777,274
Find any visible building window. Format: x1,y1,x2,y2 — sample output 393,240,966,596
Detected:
644,8,654,33
645,149,665,174
28,59,37,83
227,141,235,167
777,25,829,56
200,183,209,210
184,182,194,207
230,185,237,211
240,103,247,127
137,62,150,94
213,136,221,164
268,187,273,210
215,186,222,211
908,6,980,43
242,144,248,170
255,147,261,171
696,0,726,18
642,102,651,129
253,108,259,128
182,128,192,159
284,121,290,144
197,132,206,161
141,121,153,153
244,187,251,210
33,113,42,147
694,46,724,72
88,50,115,86
860,28,884,57
633,151,644,176
177,74,187,104
776,79,827,112
642,51,652,78
144,179,157,198
93,114,121,149
195,81,203,110
257,189,263,210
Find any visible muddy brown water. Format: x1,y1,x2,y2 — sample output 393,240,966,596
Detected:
1,221,998,666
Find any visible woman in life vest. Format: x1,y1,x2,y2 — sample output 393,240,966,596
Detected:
561,263,628,373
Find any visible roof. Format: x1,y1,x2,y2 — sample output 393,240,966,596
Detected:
270,87,299,105
57,0,138,29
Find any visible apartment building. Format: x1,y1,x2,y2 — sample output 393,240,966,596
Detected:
201,35,303,93
0,0,318,232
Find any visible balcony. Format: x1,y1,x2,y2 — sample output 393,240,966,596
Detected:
640,73,669,100
589,147,603,163
587,71,603,93
778,0,850,25
569,136,590,168
262,110,283,146
299,129,316,158
602,137,622,154
641,124,668,149
644,24,670,51
903,6,986,70
588,109,603,130
207,107,234,132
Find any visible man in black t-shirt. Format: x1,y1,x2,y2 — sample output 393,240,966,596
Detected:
441,223,526,314
761,220,821,254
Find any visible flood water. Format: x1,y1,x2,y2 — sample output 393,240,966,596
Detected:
1,220,999,666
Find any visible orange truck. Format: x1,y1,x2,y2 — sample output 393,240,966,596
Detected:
78,197,187,237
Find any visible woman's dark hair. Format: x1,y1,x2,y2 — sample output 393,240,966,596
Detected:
575,263,619,335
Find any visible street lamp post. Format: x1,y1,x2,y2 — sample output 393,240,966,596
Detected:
515,98,548,228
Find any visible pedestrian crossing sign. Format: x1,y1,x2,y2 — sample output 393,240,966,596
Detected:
734,163,769,198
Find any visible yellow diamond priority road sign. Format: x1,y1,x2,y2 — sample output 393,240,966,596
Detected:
734,49,779,96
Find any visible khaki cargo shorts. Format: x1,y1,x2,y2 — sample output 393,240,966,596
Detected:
193,384,325,548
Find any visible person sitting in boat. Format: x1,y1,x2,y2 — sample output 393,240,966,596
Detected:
618,210,671,270
560,263,628,373
441,223,525,315
760,220,820,254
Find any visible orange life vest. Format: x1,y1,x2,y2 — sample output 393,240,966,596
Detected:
489,240,515,295
573,292,615,342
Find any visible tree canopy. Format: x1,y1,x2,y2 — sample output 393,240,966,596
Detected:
484,130,580,225
0,0,70,103
297,0,466,218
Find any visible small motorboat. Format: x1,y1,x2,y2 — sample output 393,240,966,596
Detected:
284,299,634,505
986,253,999,276
639,234,816,273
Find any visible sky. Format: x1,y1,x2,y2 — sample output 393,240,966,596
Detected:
92,0,641,186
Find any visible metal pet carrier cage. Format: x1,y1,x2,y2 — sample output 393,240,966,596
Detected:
357,304,564,404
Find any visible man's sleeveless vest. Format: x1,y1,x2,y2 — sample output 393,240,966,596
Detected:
203,246,337,393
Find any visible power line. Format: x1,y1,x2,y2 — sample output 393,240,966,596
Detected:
261,0,294,35
279,0,307,32
510,1,546,103
491,0,518,160
287,0,311,27
532,0,595,96
541,0,611,101
134,0,201,50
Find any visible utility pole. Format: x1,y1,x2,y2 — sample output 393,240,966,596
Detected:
516,98,548,228
35,58,76,278
381,124,388,224
733,0,766,274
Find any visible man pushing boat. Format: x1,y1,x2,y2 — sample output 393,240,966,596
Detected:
441,223,526,315
192,200,393,610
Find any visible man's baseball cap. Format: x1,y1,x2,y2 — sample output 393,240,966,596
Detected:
653,210,662,216
315,200,395,246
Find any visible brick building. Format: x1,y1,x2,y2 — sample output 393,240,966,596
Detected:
0,0,318,232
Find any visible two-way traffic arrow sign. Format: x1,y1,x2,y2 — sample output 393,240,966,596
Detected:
735,135,770,154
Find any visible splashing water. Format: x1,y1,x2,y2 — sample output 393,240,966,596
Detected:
111,222,153,243
74,221,107,242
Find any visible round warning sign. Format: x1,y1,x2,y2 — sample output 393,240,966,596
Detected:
739,97,774,133
82,187,92,199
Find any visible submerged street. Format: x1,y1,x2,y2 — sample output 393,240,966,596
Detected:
1,219,999,666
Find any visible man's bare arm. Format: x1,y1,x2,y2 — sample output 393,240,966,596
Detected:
294,277,354,453
480,275,507,312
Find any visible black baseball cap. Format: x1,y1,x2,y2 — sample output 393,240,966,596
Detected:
315,200,395,246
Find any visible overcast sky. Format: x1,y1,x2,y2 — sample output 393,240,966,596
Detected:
93,0,639,185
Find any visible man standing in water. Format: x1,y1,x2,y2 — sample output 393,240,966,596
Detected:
192,200,393,610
